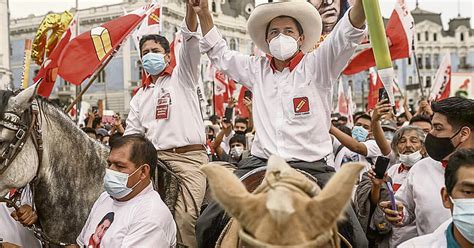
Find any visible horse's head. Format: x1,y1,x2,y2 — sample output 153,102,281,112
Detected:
0,85,40,197
203,156,364,247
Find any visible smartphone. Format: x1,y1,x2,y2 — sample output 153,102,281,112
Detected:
224,107,233,123
378,87,389,103
374,156,390,179
386,181,397,211
244,90,252,100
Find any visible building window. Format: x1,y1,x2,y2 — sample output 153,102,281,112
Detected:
460,56,467,68
425,54,431,69
211,1,216,12
408,76,413,85
425,31,429,41
460,33,464,41
417,54,423,69
433,33,437,41
230,38,237,51
97,70,106,84
426,76,431,88
433,54,439,68
408,57,411,65
417,33,421,41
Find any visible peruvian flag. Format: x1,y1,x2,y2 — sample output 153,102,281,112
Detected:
132,1,162,52
343,0,414,75
35,16,77,98
213,70,227,117
58,4,157,85
236,86,251,118
336,79,348,115
430,54,452,101
367,68,384,110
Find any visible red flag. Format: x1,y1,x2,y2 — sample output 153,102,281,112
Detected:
237,86,250,118
367,68,384,110
35,17,77,97
430,54,451,101
58,5,154,85
343,0,414,75
336,79,348,115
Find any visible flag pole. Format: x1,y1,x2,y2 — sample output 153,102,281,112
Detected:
411,43,425,98
66,54,114,113
75,0,81,123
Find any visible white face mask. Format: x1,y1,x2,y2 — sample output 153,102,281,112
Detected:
268,33,299,61
230,146,244,159
399,150,423,167
451,197,474,243
103,165,143,199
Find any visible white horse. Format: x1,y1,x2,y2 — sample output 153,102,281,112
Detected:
0,85,109,244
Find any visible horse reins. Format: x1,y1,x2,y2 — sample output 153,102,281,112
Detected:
0,98,74,247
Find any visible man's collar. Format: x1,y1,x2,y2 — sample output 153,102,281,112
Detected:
398,164,411,173
267,51,304,73
142,65,174,89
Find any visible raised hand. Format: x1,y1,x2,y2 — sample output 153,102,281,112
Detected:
372,99,391,122
188,0,209,14
379,201,404,227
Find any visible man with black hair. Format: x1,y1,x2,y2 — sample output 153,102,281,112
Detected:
75,134,176,247
409,114,432,134
331,113,383,171
400,149,474,247
381,97,474,237
123,3,208,247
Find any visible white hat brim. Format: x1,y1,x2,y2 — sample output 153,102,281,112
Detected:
247,1,322,55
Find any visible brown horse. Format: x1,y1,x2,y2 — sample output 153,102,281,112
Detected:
202,156,363,247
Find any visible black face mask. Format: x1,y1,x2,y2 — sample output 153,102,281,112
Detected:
235,130,247,135
207,134,214,140
425,128,462,162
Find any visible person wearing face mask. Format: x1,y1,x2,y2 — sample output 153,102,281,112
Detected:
212,122,248,164
331,114,383,171
73,134,176,247
123,3,208,247
399,149,474,247
380,97,474,239
193,0,368,246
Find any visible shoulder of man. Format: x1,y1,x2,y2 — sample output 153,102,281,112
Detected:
398,219,450,247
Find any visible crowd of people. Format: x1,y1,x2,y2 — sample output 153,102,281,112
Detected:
2,0,474,248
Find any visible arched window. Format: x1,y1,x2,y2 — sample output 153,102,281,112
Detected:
230,39,237,51
212,1,217,12
460,33,464,41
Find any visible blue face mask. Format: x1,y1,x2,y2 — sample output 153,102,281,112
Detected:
103,165,143,199
142,52,166,76
352,126,369,142
451,197,474,243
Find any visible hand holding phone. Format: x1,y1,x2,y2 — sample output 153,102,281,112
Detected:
378,88,389,103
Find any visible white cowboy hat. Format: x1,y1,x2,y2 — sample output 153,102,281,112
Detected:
247,0,322,55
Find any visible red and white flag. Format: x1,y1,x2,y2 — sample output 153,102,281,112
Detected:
236,86,251,118
336,79,348,115
367,67,384,110
35,16,77,98
58,3,157,85
343,0,414,75
430,54,452,101
132,0,162,52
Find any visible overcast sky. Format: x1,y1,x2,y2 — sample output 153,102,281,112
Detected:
9,0,474,28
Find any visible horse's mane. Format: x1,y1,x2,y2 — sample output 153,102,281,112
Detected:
0,90,15,119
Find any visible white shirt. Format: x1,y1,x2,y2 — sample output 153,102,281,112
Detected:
398,219,451,248
0,186,41,247
395,157,451,235
77,183,176,248
200,11,366,162
125,22,205,150
334,139,382,172
386,163,417,247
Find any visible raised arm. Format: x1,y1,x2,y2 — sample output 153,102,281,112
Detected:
371,100,392,156
330,125,369,156
349,0,366,29
189,0,255,88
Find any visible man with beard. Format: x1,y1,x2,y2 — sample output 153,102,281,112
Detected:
309,0,351,35
380,97,474,237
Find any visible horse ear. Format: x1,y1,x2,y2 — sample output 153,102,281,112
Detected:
307,163,364,227
11,84,39,111
201,164,253,218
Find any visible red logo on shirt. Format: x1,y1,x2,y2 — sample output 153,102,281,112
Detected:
293,97,310,115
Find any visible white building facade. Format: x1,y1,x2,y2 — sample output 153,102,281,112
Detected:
0,0,12,90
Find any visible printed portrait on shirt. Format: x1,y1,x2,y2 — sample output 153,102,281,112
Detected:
88,212,115,248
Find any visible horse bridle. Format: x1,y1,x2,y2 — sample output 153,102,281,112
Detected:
0,100,43,175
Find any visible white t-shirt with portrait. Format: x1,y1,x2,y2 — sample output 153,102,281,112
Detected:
77,182,176,248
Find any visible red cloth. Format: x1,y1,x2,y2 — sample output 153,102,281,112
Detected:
367,71,384,110
237,86,251,118
58,10,147,85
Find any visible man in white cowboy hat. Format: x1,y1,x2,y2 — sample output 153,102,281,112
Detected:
191,0,368,246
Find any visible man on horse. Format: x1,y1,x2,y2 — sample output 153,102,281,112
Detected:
189,0,368,246
123,2,208,247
